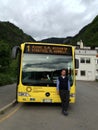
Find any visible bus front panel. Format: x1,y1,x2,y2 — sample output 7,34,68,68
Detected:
17,43,76,103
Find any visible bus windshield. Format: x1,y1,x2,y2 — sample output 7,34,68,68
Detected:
22,54,73,86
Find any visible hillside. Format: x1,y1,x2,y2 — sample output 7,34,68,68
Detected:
71,15,98,46
40,37,73,45
0,15,98,48
0,21,35,47
40,15,98,47
0,21,35,86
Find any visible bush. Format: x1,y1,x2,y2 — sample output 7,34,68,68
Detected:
0,41,17,86
0,74,16,86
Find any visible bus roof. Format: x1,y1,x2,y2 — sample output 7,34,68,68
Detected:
21,42,73,48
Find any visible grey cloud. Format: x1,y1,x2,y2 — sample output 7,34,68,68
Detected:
0,0,98,40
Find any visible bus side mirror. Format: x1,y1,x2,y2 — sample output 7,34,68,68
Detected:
75,59,79,69
11,46,21,59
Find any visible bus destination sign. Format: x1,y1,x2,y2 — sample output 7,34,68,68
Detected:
24,44,72,55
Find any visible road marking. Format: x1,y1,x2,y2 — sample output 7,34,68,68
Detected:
0,99,16,113
0,103,22,123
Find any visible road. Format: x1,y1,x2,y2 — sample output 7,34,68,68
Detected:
0,84,16,109
0,81,98,130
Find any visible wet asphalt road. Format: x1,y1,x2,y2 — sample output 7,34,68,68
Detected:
0,81,98,130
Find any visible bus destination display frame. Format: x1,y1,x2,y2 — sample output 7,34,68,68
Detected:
24,44,72,56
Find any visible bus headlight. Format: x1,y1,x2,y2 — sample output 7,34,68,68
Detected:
18,92,30,97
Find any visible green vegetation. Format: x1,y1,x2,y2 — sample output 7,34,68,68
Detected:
0,21,35,46
0,21,35,86
40,15,98,46
71,15,98,46
40,37,72,45
0,41,14,86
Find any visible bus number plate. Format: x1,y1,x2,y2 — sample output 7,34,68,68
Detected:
43,99,52,103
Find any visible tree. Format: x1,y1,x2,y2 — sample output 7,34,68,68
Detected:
0,41,11,72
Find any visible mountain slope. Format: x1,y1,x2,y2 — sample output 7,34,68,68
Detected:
0,21,35,47
40,37,73,44
71,15,98,46
0,21,35,86
40,15,98,46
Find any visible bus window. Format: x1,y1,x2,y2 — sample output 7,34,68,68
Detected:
22,54,73,86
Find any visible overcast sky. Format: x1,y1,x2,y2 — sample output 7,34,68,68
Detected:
0,0,98,40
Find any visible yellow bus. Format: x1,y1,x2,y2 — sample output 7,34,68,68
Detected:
12,42,79,103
